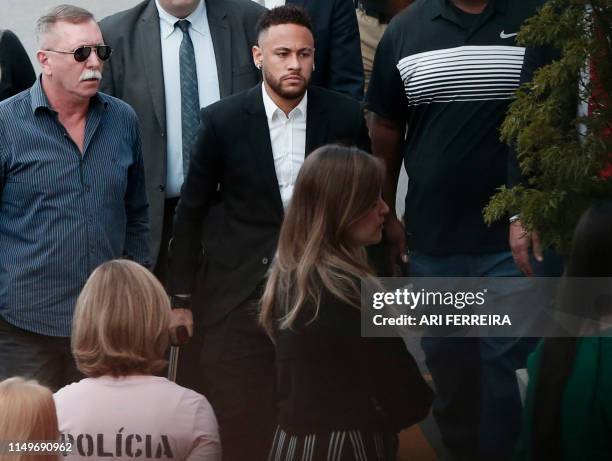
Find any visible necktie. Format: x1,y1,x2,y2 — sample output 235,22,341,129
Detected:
176,20,200,177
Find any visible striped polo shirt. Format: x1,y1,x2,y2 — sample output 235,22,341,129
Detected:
0,78,151,337
366,0,544,255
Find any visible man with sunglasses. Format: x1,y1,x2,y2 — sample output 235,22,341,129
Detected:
0,5,150,391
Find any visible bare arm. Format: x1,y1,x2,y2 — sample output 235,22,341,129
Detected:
368,112,407,275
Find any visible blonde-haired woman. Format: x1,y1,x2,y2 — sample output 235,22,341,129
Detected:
0,377,59,461
54,260,221,460
261,145,433,460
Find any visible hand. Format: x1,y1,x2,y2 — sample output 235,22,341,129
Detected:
509,219,543,277
169,308,193,345
384,216,408,276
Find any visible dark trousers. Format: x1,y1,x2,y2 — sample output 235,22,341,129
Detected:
412,250,563,460
0,315,82,392
155,197,204,391
200,300,276,461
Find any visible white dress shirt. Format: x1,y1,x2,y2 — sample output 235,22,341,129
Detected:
252,0,286,9
261,83,307,210
156,0,221,197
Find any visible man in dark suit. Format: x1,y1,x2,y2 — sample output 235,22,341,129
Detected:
254,0,364,99
168,5,368,459
99,0,265,281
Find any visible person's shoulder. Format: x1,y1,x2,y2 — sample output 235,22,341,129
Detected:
515,0,547,18
202,84,258,117
0,29,20,46
210,0,265,20
0,88,33,118
309,86,361,112
53,379,92,404
160,379,215,412
99,0,151,32
387,0,428,29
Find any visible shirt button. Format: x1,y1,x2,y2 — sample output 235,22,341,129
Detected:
84,185,91,193
88,216,93,223
158,185,165,192
262,257,269,265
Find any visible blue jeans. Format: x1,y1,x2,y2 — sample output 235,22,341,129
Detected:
411,250,562,460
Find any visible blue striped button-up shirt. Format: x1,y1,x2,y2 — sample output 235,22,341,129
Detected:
0,78,151,337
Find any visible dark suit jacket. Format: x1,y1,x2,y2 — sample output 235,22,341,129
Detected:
99,0,265,265
287,0,364,100
168,84,369,326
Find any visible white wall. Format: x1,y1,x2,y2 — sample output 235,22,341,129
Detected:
4,0,142,67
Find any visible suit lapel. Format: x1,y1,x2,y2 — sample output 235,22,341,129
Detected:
139,0,166,130
245,85,284,218
305,87,329,156
207,0,232,97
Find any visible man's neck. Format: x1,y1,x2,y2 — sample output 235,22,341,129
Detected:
264,82,304,117
450,0,488,14
157,0,201,19
41,78,90,120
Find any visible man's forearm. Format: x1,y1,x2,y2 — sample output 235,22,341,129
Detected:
367,112,404,219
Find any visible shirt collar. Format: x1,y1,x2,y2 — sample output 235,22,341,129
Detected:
429,0,507,20
262,83,308,123
30,76,51,113
156,0,209,39
30,75,107,114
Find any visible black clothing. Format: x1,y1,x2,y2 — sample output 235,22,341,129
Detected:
168,84,369,326
366,0,545,255
167,83,368,460
200,299,276,461
0,30,36,101
275,287,432,435
290,0,364,99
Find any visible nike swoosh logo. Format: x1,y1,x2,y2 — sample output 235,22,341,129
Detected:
500,31,518,39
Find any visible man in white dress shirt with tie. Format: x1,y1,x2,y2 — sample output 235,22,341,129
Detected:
99,0,265,390
100,0,265,283
168,5,369,458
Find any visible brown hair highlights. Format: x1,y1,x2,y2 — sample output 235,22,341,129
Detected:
259,144,385,337
71,260,171,377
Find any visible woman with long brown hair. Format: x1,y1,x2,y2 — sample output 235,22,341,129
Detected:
261,144,432,460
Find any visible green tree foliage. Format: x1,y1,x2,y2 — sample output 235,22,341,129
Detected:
484,0,612,254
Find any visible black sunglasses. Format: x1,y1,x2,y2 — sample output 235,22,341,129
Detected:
45,45,112,62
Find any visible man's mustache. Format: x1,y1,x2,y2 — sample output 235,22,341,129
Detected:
79,70,102,81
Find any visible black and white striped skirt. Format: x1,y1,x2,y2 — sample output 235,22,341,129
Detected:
267,426,398,461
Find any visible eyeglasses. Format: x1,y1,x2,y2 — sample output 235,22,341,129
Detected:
44,45,112,62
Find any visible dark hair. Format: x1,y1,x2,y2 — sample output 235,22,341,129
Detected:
532,201,612,459
256,4,313,42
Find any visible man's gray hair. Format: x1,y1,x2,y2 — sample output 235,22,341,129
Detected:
36,4,95,42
